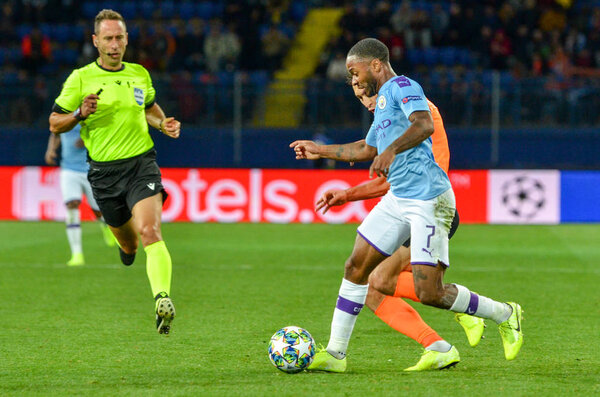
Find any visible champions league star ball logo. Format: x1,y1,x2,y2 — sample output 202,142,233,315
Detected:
501,176,546,220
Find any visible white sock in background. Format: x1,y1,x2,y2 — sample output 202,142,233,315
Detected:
65,208,82,256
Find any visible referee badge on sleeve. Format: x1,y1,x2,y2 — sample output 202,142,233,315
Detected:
134,87,144,105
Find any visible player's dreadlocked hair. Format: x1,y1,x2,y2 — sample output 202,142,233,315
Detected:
347,38,389,64
94,9,126,34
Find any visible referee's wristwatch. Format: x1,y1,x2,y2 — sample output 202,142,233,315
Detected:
73,107,86,121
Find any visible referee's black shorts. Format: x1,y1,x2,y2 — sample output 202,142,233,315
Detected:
87,148,168,227
401,208,460,248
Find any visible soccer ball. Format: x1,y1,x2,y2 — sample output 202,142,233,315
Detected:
268,326,316,373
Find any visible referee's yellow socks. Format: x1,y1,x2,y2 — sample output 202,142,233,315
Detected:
145,240,172,298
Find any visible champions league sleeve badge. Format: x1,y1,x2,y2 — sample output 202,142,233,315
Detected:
134,87,144,105
377,95,386,110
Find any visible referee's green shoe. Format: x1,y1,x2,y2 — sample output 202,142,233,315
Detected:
307,346,346,373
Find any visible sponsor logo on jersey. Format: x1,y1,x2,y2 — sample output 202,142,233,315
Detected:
373,119,391,141
402,95,422,104
134,87,144,106
377,95,386,110
394,76,412,88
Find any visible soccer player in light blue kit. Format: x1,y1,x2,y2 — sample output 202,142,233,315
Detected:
45,124,116,266
291,38,523,372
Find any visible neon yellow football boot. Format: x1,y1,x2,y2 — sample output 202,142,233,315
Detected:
307,346,347,373
403,346,460,371
455,313,486,347
67,252,85,266
498,302,523,360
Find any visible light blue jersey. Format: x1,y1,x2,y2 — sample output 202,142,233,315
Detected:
365,75,451,200
60,124,88,173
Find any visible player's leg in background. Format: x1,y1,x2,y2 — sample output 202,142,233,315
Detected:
369,244,415,298
131,192,175,334
367,286,449,350
60,169,85,266
368,285,460,371
83,176,116,247
367,246,447,349
64,199,84,266
366,246,460,371
370,244,485,349
92,208,117,247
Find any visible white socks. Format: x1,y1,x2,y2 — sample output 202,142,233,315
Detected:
426,340,452,353
65,208,82,255
450,284,511,324
326,278,369,359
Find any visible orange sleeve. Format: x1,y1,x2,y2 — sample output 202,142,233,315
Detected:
427,99,450,174
346,176,390,201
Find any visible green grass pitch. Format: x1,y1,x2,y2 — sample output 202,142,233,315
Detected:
0,221,598,396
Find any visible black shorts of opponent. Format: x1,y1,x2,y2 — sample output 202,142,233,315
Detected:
401,208,460,248
87,148,168,227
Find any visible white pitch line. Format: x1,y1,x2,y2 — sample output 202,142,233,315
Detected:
0,262,124,269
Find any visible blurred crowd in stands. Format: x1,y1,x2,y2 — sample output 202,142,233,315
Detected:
318,0,600,81
0,0,304,78
2,0,600,128
314,0,600,128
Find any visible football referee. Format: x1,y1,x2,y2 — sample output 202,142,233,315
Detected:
49,9,180,335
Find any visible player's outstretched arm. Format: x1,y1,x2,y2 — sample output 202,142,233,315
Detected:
315,189,348,214
290,139,377,163
315,177,390,214
145,103,181,139
44,133,61,165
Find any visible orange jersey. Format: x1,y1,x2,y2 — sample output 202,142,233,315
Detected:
427,99,450,174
